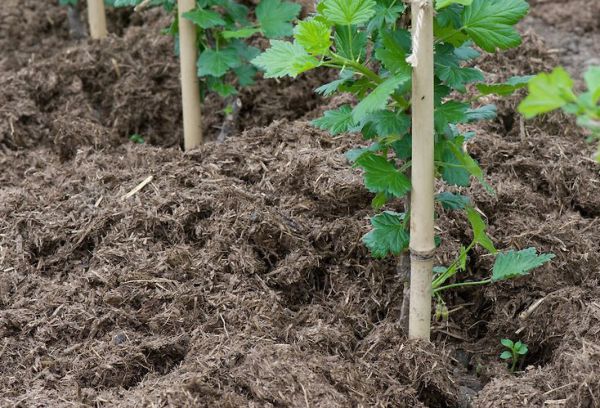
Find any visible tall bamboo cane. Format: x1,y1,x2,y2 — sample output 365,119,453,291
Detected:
407,0,435,340
86,0,108,39
177,0,203,150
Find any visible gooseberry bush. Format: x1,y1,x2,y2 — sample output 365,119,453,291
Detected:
253,0,554,311
61,0,301,98
519,66,600,161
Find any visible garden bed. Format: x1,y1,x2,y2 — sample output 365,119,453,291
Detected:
0,1,599,406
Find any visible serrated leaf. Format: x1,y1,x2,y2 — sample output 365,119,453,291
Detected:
353,74,410,122
436,192,471,210
345,142,382,162
491,248,555,282
500,351,513,360
435,101,469,133
466,207,496,253
476,75,533,96
371,191,388,209
312,105,357,135
294,19,332,55
461,0,529,52
362,211,409,258
315,75,352,96
334,25,368,61
367,2,406,32
466,104,497,122
375,29,412,75
207,77,237,97
233,64,257,86
322,0,376,26
222,27,261,39
453,42,480,60
436,0,472,10
365,110,411,137
256,0,301,38
518,67,576,118
355,152,411,198
252,40,320,78
584,66,600,103
198,48,241,77
183,8,226,29
437,64,484,93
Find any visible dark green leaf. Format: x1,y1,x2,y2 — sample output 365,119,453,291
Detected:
362,211,409,258
436,192,471,210
492,248,555,282
256,0,301,38
355,152,411,197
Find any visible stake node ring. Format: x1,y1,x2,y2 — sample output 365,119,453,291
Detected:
409,248,436,261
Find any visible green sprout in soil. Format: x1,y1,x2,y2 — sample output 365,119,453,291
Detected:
519,66,600,161
252,0,555,315
129,133,145,144
500,338,528,373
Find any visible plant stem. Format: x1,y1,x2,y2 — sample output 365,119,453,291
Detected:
510,351,518,372
432,278,491,294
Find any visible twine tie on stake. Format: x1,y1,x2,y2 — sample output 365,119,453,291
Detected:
406,0,431,68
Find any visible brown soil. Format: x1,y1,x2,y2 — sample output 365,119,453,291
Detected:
0,1,599,407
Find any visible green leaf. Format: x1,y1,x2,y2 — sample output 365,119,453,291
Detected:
353,74,410,122
312,105,357,135
584,66,600,104
518,67,576,118
375,29,412,75
436,0,472,10
345,142,382,162
476,75,533,96
322,0,377,26
251,40,320,78
198,48,241,77
501,338,514,349
334,26,368,61
183,8,226,29
233,64,257,86
466,207,496,253
207,77,237,97
294,19,332,55
355,152,411,198
437,65,484,93
315,73,353,96
222,27,261,39
436,192,471,210
492,248,555,282
466,104,497,122
365,110,411,137
362,211,409,258
371,192,389,209
256,0,301,38
516,343,529,355
367,2,406,32
435,101,469,133
461,0,529,52
500,351,513,360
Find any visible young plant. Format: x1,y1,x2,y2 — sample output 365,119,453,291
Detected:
519,66,600,161
500,338,528,373
252,0,554,334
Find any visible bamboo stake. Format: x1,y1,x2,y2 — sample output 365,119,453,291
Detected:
86,0,108,39
177,0,203,150
407,0,435,340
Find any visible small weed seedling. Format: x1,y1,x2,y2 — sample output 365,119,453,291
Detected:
500,338,528,373
519,66,600,161
253,0,554,331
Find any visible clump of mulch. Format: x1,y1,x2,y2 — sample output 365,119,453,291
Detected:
0,120,461,406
